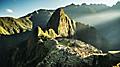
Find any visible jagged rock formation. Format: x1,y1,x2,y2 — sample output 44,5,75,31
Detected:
47,8,75,37
0,17,32,35
37,26,58,39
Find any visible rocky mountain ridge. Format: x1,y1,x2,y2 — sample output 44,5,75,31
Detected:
0,17,32,35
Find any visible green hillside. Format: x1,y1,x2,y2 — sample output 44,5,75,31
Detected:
0,17,32,35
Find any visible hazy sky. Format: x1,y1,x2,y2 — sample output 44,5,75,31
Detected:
0,0,120,18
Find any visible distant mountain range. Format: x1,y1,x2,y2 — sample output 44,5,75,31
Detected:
23,3,110,28
22,1,120,28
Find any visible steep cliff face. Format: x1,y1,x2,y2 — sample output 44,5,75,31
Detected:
47,8,75,37
0,17,32,35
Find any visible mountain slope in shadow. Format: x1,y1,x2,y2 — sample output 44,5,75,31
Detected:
96,17,120,50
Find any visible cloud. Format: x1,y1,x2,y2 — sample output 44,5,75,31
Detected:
6,9,14,13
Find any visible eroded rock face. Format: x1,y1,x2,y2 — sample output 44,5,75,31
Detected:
47,8,75,37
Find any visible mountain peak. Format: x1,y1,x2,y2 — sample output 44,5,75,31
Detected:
47,8,75,37
116,1,120,5
55,8,65,16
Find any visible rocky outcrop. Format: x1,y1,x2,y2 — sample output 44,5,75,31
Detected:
37,26,58,39
47,8,75,37
0,17,32,35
